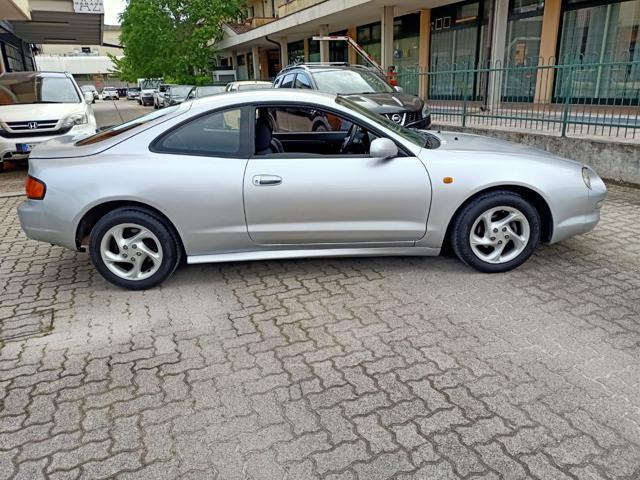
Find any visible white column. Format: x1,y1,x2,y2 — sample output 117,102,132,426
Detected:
279,37,288,67
319,24,329,62
251,46,260,80
487,0,509,108
381,6,394,70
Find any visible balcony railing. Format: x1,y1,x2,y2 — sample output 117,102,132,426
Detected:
277,0,325,18
395,58,640,140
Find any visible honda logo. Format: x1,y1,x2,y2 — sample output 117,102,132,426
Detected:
27,122,39,129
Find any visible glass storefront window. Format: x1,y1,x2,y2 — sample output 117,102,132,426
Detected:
236,54,248,80
393,13,420,70
430,1,489,99
308,39,320,62
557,0,640,102
3,42,25,72
357,22,381,65
503,0,544,100
330,30,348,62
247,52,254,79
288,40,304,64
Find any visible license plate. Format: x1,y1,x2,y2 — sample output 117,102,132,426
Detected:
16,143,36,154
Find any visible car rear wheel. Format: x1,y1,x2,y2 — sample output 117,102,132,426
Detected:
89,208,181,290
451,191,541,273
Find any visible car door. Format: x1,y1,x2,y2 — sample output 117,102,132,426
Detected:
243,104,431,245
149,106,250,255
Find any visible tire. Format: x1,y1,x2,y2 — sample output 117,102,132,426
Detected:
451,190,541,273
89,208,181,290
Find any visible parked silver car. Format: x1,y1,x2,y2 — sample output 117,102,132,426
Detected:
19,90,606,289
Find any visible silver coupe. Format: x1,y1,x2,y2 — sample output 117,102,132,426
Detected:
18,90,607,290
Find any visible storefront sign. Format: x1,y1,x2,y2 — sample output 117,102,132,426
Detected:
73,0,104,14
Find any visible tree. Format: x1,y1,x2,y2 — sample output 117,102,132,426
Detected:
111,0,244,84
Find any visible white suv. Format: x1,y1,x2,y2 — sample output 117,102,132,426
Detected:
0,71,97,170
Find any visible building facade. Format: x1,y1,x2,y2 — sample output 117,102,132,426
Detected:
218,0,640,104
35,25,125,89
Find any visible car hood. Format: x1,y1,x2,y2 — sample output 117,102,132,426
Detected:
341,92,423,113
0,103,85,123
432,131,582,167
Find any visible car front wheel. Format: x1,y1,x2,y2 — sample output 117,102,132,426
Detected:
451,191,541,273
89,208,181,290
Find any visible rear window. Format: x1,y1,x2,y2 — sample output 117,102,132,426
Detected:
76,106,180,146
0,75,80,105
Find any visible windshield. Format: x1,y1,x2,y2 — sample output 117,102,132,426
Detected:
81,85,95,92
76,105,180,146
196,86,225,97
128,87,140,92
336,96,429,148
313,69,394,95
170,86,192,97
140,79,161,89
0,75,81,105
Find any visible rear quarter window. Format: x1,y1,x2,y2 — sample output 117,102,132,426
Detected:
76,106,180,146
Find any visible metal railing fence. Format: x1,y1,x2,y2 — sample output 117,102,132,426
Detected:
395,57,640,140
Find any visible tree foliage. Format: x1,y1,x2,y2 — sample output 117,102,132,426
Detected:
111,0,244,84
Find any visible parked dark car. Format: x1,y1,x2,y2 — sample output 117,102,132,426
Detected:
273,63,430,129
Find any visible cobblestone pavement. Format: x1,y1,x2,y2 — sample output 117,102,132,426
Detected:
1,184,639,480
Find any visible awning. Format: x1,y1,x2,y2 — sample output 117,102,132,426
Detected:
9,1,103,45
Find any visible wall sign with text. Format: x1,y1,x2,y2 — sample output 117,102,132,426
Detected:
73,0,104,14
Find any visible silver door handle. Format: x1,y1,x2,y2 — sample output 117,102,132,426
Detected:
253,175,282,186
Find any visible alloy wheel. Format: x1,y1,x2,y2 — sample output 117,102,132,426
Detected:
469,206,530,264
100,223,163,280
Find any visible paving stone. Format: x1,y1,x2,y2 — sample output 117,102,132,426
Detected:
0,181,639,479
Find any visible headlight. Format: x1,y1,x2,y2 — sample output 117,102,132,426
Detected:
62,113,88,128
421,104,430,118
582,166,592,189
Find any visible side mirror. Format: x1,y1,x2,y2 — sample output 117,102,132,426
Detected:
83,92,93,104
394,85,403,93
370,137,398,160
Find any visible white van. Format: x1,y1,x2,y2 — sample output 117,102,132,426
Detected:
0,71,97,170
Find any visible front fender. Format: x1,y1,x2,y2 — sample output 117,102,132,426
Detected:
416,150,587,249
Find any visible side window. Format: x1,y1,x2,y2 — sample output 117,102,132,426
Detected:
294,74,312,89
269,106,346,133
280,73,295,88
255,105,377,156
153,108,246,157
273,77,282,88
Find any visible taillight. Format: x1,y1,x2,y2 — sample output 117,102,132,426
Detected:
26,176,46,200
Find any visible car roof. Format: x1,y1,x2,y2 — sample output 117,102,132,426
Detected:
0,71,71,80
279,64,377,75
189,88,334,109
230,81,272,85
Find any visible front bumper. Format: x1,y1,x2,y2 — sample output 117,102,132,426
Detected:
1,124,96,163
550,175,607,243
